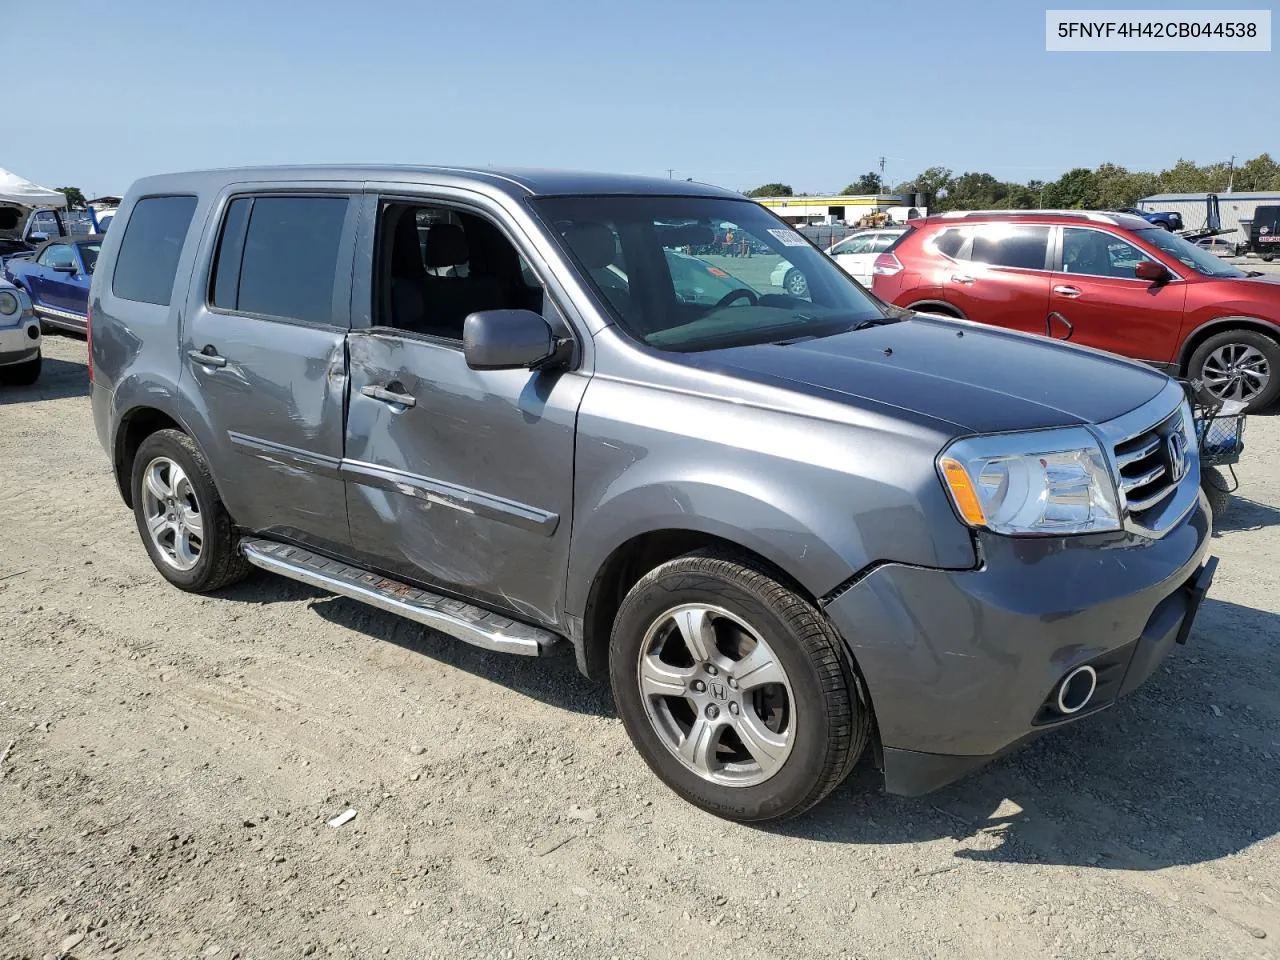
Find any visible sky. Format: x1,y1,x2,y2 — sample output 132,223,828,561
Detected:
5,0,1275,198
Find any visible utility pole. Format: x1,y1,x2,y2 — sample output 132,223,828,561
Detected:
879,156,887,192
1226,155,1236,193
666,168,675,179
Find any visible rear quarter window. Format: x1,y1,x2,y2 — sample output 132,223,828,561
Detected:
111,196,198,305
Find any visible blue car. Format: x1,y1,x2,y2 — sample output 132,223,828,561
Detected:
2,235,100,333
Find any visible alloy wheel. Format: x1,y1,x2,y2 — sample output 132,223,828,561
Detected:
140,456,204,571
1201,343,1270,403
636,603,795,787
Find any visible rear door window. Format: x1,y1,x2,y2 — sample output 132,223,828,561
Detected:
970,224,1051,270
112,196,198,305
931,227,971,260
210,196,349,326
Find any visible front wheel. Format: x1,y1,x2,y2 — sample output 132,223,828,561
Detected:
609,550,870,822
1188,329,1280,412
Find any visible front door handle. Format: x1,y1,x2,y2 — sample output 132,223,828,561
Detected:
1053,285,1082,298
950,274,975,285
188,347,227,368
361,383,416,408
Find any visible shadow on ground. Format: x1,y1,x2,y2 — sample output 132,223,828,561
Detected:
0,356,88,404
774,596,1280,871
221,573,613,718
1215,493,1280,534
222,568,1279,870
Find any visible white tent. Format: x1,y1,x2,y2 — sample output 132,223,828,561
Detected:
0,168,66,209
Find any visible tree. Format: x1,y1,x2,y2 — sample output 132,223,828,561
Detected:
746,183,793,197
842,172,883,195
1042,167,1099,208
56,186,86,209
894,167,954,206
940,172,1008,210
1236,153,1280,192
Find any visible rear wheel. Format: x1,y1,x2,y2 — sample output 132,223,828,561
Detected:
1188,329,1280,412
609,549,869,822
130,429,250,592
0,351,40,386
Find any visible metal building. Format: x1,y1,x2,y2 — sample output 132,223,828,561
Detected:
1138,191,1280,241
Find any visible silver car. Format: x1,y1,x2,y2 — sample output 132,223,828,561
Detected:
0,278,39,384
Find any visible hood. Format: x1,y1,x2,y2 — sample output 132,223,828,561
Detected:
681,314,1170,435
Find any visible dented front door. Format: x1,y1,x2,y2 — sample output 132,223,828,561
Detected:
342,330,586,628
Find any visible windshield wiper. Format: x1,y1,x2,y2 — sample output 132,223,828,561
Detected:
850,316,903,331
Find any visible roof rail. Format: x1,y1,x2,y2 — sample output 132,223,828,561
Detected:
936,209,1126,225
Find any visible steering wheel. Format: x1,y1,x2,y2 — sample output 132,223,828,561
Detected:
714,288,758,308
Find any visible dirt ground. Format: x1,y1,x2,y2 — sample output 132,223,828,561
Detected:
1,332,1278,960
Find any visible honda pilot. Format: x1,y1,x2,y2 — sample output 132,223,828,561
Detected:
88,167,1216,821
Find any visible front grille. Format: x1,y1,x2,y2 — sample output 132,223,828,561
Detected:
1112,408,1185,526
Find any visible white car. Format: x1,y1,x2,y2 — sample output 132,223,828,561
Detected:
769,228,909,296
0,278,40,385
1195,235,1242,259
826,228,908,285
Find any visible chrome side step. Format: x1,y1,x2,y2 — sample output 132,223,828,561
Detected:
240,538,560,657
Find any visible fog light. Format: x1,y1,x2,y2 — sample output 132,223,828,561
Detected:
27,324,40,340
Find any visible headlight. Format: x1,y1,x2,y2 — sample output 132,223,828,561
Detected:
938,427,1120,536
0,290,17,317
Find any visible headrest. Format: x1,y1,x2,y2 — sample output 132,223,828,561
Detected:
390,208,425,278
423,223,470,268
562,223,617,271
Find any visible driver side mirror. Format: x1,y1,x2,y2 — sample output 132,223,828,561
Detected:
1135,261,1171,283
463,309,566,371
52,261,77,274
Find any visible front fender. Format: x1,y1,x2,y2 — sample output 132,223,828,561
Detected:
564,377,978,619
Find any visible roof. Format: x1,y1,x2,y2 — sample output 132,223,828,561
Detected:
125,165,743,201
1140,191,1280,202
920,209,1152,230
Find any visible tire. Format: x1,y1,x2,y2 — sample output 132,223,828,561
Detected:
130,429,250,592
1202,466,1232,521
0,351,40,386
609,549,870,822
1264,255,1276,263
783,268,809,298
1187,328,1280,412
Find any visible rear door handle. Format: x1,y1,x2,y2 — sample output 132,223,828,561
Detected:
188,348,227,368
361,383,416,408
1053,285,1082,298
950,274,974,285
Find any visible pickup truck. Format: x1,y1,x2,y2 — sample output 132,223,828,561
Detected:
1118,207,1184,232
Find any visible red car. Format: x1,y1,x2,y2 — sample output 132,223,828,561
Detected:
872,210,1280,410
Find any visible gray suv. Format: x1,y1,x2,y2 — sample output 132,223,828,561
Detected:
88,166,1216,822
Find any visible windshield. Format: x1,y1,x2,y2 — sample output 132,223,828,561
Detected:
1137,228,1246,278
78,242,101,274
534,196,886,352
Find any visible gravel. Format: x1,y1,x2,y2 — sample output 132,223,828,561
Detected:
0,332,1276,959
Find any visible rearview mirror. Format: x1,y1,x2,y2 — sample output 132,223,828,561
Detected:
463,309,560,371
1135,261,1171,282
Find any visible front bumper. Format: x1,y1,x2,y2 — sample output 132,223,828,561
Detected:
0,316,41,366
825,494,1214,795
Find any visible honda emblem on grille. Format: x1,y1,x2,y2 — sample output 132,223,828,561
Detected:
1166,431,1188,483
